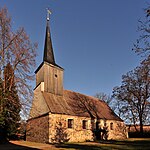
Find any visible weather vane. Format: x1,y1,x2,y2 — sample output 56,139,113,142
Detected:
47,8,52,21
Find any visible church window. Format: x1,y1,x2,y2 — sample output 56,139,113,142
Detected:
104,120,107,127
68,119,73,128
82,120,88,129
110,122,113,130
91,119,95,130
55,74,57,78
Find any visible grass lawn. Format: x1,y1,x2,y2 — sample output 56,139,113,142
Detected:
0,138,150,150
56,138,150,150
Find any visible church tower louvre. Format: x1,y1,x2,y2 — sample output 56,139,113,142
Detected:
35,11,64,96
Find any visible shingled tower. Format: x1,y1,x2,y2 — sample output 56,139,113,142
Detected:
35,11,64,96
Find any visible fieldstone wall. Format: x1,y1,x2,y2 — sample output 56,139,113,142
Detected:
48,114,128,143
97,119,128,140
106,120,128,140
49,113,94,143
26,114,49,143
26,113,127,143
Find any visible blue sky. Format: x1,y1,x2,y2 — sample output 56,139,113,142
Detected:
0,0,148,96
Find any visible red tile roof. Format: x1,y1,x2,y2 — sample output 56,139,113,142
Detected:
42,90,122,121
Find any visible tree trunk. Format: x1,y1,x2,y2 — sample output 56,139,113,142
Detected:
0,127,8,143
139,117,143,137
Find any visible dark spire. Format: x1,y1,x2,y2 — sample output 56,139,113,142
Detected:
43,15,55,65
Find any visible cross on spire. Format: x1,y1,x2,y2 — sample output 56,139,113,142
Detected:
47,8,52,21
43,8,55,65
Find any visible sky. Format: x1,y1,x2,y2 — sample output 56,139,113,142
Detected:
0,0,148,96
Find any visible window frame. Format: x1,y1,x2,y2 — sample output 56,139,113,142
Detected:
104,120,107,127
82,120,88,129
68,119,73,128
110,122,113,130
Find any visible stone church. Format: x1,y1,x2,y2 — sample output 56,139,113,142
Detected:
26,14,128,143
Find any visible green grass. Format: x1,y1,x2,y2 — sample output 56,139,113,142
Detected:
55,138,150,150
2,138,150,150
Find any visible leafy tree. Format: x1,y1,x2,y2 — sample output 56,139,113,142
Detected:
0,63,21,142
4,63,21,138
112,60,150,135
0,78,5,142
0,7,37,142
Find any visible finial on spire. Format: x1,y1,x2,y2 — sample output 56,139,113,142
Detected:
47,8,52,21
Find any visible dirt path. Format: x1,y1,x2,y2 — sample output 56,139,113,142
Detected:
1,141,62,150
1,139,150,150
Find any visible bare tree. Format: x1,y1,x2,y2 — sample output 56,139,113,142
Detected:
133,6,150,58
0,7,37,118
0,7,37,141
94,92,116,111
112,6,150,135
95,92,112,105
112,60,150,135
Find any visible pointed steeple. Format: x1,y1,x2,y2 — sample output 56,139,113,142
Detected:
35,9,64,95
43,13,55,65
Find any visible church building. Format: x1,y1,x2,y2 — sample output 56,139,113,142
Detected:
26,12,128,143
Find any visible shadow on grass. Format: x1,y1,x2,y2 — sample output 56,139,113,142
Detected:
55,143,105,150
0,141,38,150
105,139,150,149
55,139,150,150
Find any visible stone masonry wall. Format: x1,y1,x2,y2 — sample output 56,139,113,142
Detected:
49,113,94,143
98,119,128,140
108,120,128,139
26,113,127,143
26,114,49,143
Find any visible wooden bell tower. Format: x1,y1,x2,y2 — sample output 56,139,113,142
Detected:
35,10,64,96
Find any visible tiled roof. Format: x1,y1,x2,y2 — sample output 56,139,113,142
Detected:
42,90,122,121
